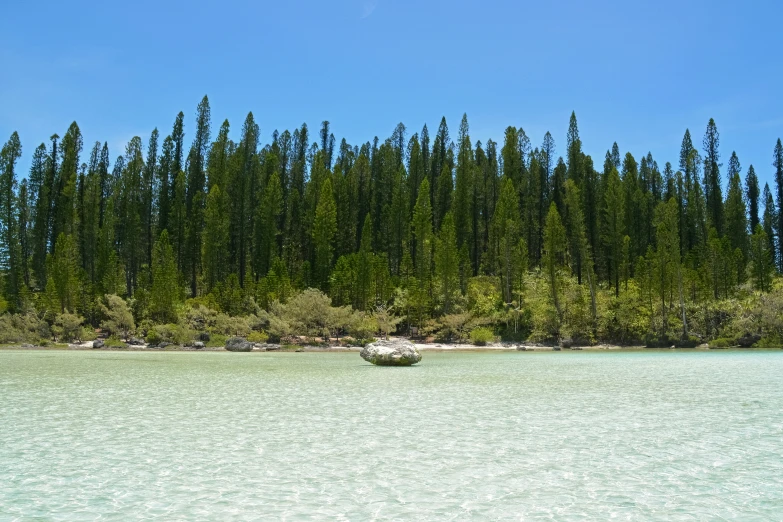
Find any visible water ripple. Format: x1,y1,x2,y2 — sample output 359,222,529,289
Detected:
1,350,782,520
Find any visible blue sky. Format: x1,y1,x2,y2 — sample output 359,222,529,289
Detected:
2,0,782,188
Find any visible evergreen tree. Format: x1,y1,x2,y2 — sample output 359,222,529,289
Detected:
0,132,22,306
157,136,174,234
541,131,555,191
543,203,566,329
257,170,284,277
169,171,187,274
724,167,748,281
142,129,158,268
435,162,453,231
17,179,31,288
566,112,583,188
564,179,597,326
150,229,180,323
434,211,460,314
611,142,621,170
775,138,783,270
202,185,230,290
491,177,523,303
312,177,337,290
411,178,434,319
653,198,684,336
52,123,82,241
356,214,374,311
749,224,774,292
602,165,625,296
551,158,566,215
762,183,777,269
501,126,522,189
185,96,211,296
118,137,144,295
46,233,81,315
746,164,760,232
703,119,723,234
454,114,474,259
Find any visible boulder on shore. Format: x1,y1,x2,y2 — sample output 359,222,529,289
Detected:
225,337,253,352
193,341,205,349
92,340,104,349
736,333,761,348
360,339,421,366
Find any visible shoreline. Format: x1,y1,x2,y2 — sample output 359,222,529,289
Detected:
2,341,780,352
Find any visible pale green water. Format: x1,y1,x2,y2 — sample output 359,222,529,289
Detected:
1,350,782,520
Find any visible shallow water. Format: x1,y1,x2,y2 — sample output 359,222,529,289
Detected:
1,350,782,520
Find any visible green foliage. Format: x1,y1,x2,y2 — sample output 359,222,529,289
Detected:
150,230,181,323
709,337,733,348
99,294,135,339
3,107,782,348
469,327,494,346
53,312,84,342
466,276,502,318
246,331,269,343
0,312,50,344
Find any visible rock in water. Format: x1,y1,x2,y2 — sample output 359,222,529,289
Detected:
225,337,253,352
360,339,422,366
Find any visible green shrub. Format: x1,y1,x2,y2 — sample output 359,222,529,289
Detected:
104,338,127,348
247,331,269,343
100,295,135,339
469,327,495,346
80,327,97,341
53,312,84,342
0,313,50,344
340,336,375,347
212,313,251,336
349,313,377,340
709,337,734,348
145,328,162,345
205,334,227,348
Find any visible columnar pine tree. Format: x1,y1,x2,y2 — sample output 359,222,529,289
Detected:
774,138,783,270
312,177,337,290
434,211,460,314
543,203,567,330
703,119,723,235
150,229,179,323
202,185,230,291
0,132,22,307
746,164,760,232
762,183,778,269
724,166,748,281
184,96,211,296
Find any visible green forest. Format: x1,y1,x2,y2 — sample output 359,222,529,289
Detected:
2,95,783,347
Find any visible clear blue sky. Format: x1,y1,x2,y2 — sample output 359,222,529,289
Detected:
2,0,782,188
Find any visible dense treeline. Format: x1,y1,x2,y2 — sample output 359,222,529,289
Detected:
2,96,783,346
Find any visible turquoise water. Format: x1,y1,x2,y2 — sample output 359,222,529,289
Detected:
1,350,782,520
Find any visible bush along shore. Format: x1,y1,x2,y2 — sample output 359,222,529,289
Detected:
2,282,783,351
2,104,783,350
